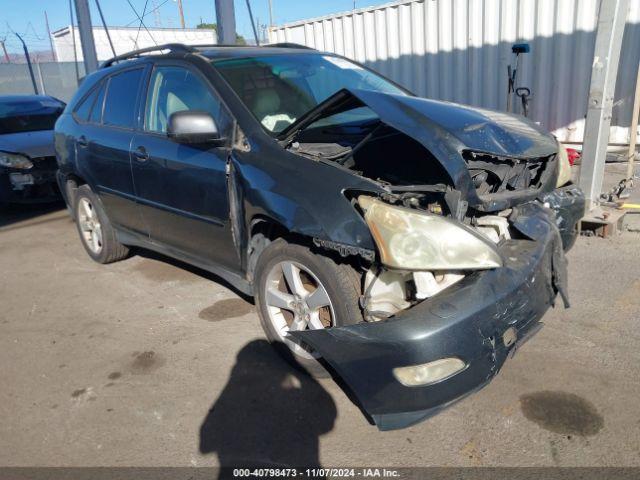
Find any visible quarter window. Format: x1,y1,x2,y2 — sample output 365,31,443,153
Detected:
74,86,99,122
88,83,106,124
144,66,226,133
103,68,144,129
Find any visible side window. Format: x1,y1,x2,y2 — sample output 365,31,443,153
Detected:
88,83,106,124
74,86,99,122
103,68,144,129
144,66,228,134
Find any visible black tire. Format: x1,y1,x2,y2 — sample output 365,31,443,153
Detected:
254,239,363,377
74,185,129,264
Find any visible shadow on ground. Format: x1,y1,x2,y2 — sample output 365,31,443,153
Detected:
0,201,66,229
199,340,336,470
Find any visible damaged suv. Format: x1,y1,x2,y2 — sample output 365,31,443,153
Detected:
55,44,584,430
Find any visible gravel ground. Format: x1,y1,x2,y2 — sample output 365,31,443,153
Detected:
1,165,639,468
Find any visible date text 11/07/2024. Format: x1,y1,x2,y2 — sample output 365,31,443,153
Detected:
232,468,401,478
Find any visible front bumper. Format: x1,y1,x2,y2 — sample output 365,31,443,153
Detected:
293,201,578,431
0,157,59,203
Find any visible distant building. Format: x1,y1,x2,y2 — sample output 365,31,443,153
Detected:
51,26,216,62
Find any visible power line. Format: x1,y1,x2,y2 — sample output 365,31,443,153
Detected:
124,0,170,27
125,0,159,45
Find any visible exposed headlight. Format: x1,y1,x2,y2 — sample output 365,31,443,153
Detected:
556,143,572,187
0,152,33,169
358,196,502,270
393,358,467,387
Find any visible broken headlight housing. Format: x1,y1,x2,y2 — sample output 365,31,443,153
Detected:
358,196,502,271
0,152,33,170
556,143,572,187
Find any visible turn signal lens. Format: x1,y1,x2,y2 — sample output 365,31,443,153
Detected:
392,358,467,387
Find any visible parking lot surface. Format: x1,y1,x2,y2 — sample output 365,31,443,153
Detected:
1,166,639,468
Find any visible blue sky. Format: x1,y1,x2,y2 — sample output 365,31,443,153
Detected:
0,0,390,54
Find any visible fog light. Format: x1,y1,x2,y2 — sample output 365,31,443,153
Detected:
392,358,467,387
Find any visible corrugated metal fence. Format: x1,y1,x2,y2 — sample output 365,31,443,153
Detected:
269,0,640,144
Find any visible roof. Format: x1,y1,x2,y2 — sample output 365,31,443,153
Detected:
199,46,317,60
99,43,319,68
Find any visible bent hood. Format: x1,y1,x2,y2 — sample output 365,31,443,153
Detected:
0,130,56,158
279,89,559,210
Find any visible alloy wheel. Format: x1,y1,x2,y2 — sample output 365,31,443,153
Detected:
77,197,103,254
264,260,335,359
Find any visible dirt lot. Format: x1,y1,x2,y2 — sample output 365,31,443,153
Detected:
1,165,639,468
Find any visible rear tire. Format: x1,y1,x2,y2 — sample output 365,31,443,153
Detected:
254,239,362,377
74,185,129,264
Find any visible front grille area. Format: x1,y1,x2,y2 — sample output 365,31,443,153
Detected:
463,151,554,196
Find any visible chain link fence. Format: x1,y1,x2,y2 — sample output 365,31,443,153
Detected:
0,62,85,102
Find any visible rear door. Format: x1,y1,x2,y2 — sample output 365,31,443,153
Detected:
79,67,147,234
130,63,238,270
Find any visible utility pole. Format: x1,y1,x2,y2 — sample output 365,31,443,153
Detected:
45,11,57,61
215,0,236,45
0,40,10,63
578,0,630,211
74,0,99,73
246,0,260,46
14,33,38,94
177,0,186,28
268,0,274,26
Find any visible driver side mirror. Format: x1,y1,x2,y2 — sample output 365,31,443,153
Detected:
167,111,225,145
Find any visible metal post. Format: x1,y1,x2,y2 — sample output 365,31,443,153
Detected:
74,0,99,73
215,0,237,45
95,0,116,57
177,0,186,28
626,61,640,181
45,11,57,61
578,0,630,211
0,40,10,63
246,0,260,46
268,0,274,26
35,61,46,94
69,0,80,82
14,33,38,94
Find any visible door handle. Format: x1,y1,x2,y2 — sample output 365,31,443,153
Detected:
77,135,88,148
133,146,149,162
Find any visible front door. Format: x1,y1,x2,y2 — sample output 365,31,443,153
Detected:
131,64,238,270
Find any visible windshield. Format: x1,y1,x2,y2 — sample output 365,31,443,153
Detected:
214,53,405,134
0,98,64,134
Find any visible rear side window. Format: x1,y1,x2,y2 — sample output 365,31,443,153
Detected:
89,83,106,124
103,68,144,129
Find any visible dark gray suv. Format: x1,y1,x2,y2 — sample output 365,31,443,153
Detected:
55,43,584,430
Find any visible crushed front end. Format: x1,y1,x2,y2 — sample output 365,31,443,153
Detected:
0,153,59,203
293,192,582,430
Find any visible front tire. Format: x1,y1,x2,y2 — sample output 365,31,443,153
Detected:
74,185,129,264
254,239,363,377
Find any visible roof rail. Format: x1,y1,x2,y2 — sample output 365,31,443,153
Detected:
100,43,195,69
268,42,315,50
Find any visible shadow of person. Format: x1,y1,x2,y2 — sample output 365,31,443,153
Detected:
199,340,337,471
